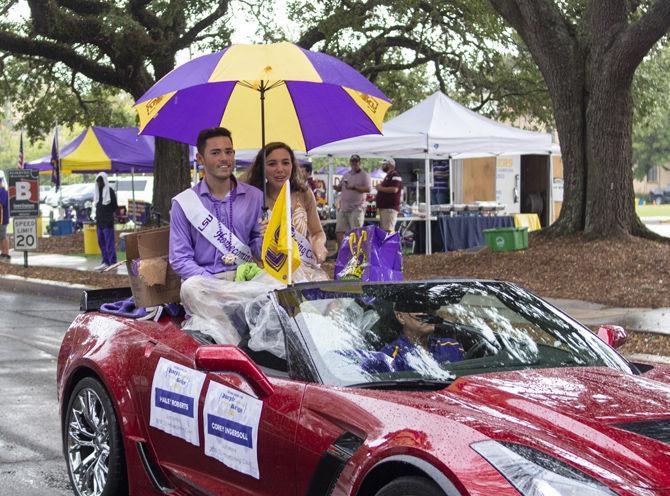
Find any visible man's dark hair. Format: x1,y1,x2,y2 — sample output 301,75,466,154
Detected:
196,127,233,154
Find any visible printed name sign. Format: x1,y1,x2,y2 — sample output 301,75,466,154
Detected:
150,358,206,446
203,381,263,479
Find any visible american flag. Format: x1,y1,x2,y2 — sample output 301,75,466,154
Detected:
18,132,24,169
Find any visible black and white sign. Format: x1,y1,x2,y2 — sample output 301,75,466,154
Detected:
8,169,39,218
13,218,38,251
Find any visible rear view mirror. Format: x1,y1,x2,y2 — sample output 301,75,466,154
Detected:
195,345,274,398
597,325,627,349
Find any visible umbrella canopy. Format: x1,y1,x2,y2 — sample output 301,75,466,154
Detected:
134,42,391,151
27,127,157,174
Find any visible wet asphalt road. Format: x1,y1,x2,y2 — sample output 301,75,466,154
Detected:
0,291,80,496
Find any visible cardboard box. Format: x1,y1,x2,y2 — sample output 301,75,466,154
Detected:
124,227,181,307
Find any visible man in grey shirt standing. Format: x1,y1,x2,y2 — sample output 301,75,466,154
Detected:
334,154,371,245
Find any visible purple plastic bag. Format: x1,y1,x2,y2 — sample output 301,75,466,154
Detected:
334,226,403,282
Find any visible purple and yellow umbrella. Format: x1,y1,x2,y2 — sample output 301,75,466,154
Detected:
134,42,391,152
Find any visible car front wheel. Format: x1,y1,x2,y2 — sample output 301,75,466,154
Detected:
64,377,128,496
374,476,445,496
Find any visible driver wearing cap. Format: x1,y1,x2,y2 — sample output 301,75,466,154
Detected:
380,300,464,370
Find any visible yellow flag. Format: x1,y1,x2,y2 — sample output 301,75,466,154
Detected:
262,180,301,283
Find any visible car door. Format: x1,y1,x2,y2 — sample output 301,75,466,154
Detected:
138,340,304,496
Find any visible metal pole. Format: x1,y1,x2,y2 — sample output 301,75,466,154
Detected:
548,154,553,226
424,151,432,255
449,157,454,205
286,179,292,286
131,166,136,226
260,82,268,215
24,251,28,268
327,155,334,209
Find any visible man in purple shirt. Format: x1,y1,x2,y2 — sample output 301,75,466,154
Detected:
169,127,263,280
0,172,9,262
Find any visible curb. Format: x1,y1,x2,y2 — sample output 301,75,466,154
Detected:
0,274,90,301
627,353,670,365
640,216,670,224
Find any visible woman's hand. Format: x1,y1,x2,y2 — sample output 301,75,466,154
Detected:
310,235,328,264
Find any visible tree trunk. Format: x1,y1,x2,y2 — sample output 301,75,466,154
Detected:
488,0,670,240
543,72,587,234
583,76,637,237
152,137,191,225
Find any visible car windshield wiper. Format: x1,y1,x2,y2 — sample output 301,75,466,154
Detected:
347,378,454,390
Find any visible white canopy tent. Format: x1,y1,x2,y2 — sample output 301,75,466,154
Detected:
309,91,554,253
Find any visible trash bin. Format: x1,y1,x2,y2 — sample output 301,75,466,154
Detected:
50,219,74,236
83,223,101,255
483,227,528,252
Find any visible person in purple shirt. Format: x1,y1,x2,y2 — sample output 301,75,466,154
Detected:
169,127,263,281
0,172,9,262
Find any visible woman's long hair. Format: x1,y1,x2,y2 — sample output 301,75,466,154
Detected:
242,142,307,193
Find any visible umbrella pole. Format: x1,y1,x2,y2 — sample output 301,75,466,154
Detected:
260,82,268,216
131,166,136,228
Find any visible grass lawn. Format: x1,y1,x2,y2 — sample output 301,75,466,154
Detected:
635,204,670,217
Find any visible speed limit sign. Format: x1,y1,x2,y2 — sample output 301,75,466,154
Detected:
13,218,38,251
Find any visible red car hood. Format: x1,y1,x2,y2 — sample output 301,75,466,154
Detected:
436,367,670,491
338,367,670,493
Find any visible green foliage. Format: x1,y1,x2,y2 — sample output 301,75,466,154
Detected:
0,114,84,185
0,0,233,142
0,57,136,139
281,0,555,128
633,43,670,180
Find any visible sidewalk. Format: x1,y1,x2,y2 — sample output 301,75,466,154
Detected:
547,298,670,336
3,249,127,275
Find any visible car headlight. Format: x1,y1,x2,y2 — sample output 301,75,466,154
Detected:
471,441,617,496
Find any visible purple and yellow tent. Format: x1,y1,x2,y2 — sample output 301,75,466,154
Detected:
26,127,156,174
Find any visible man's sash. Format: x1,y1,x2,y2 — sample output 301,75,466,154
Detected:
174,189,254,266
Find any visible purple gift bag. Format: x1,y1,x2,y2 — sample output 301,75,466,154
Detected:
334,226,403,282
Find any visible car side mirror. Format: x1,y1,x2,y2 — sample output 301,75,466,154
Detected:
195,345,274,398
597,325,627,349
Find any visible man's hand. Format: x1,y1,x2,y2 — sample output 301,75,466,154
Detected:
258,218,269,238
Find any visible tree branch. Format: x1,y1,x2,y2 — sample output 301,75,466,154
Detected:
0,30,123,88
128,0,162,32
0,0,19,18
171,0,230,52
618,0,670,74
55,0,109,16
297,26,326,49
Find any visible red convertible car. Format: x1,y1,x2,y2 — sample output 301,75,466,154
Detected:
57,280,670,496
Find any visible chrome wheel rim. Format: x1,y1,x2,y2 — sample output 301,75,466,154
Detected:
67,387,110,496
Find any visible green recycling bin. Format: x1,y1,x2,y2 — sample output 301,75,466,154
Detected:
483,227,528,252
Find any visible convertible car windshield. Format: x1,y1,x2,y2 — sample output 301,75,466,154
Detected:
275,281,634,388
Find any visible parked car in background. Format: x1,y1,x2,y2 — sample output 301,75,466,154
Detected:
649,184,670,204
112,175,154,208
44,183,95,209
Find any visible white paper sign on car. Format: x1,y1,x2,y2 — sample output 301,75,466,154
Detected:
150,357,206,446
203,381,263,479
